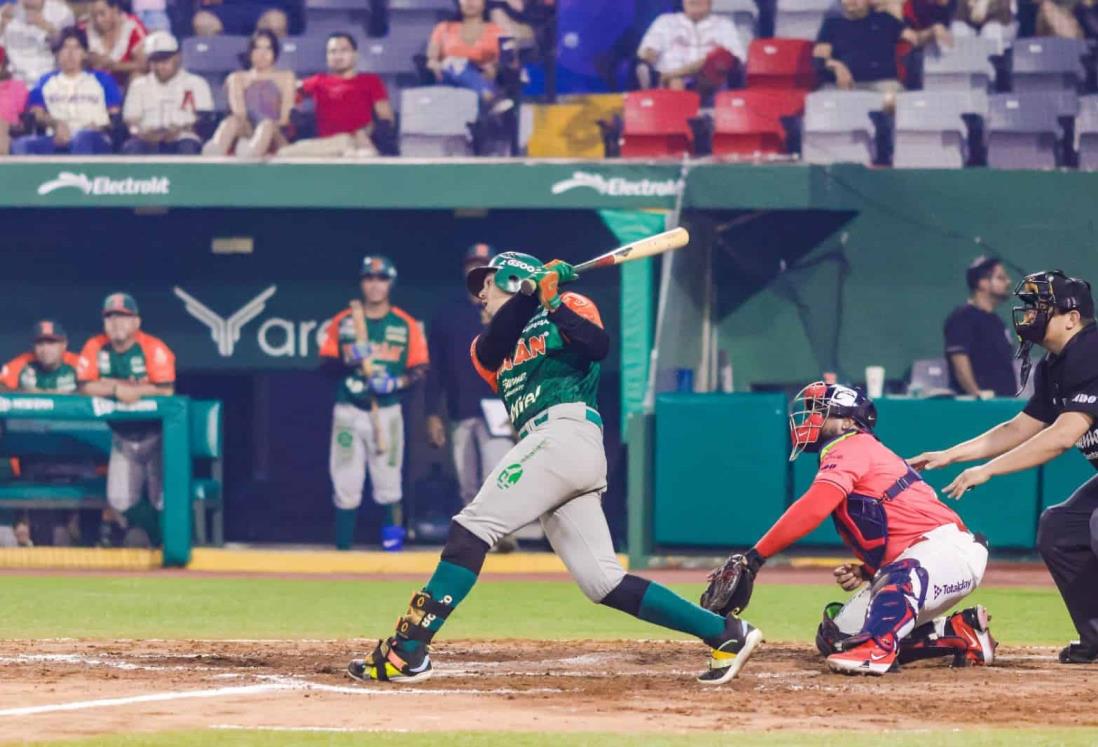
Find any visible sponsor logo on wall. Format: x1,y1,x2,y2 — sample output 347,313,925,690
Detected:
550,171,683,198
37,172,171,197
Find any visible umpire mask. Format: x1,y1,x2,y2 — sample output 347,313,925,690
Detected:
1013,270,1095,389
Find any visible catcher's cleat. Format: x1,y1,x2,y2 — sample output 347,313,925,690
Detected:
827,634,898,676
347,637,433,684
1059,641,1098,664
945,605,997,666
697,618,764,685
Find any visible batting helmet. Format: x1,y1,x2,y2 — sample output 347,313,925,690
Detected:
360,255,397,281
465,251,544,296
788,381,877,461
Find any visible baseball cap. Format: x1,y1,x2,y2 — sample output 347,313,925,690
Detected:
144,31,179,60
965,255,1001,291
102,292,140,316
33,319,67,342
360,255,397,280
1051,273,1095,319
464,242,496,265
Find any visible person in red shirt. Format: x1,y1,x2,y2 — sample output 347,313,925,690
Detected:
277,33,394,159
705,382,996,676
84,0,148,87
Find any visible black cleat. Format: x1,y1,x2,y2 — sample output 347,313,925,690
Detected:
347,637,433,683
1059,641,1098,664
697,617,764,685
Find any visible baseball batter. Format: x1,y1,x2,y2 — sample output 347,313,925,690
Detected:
702,382,996,676
319,255,428,551
347,252,762,686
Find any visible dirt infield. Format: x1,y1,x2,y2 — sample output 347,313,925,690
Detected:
2,637,1095,742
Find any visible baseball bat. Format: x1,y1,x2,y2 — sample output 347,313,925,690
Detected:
349,300,386,455
520,227,690,295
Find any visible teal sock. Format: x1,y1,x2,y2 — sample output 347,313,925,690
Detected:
384,503,403,526
398,559,480,653
637,582,726,646
334,508,357,551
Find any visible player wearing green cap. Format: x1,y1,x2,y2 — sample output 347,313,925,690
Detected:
319,255,429,551
0,321,80,393
347,252,762,686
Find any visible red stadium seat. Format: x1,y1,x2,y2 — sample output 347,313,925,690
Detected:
745,38,816,90
712,89,807,156
620,90,701,158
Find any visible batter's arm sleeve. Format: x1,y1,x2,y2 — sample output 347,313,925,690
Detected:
754,481,847,558
474,292,540,370
551,293,609,362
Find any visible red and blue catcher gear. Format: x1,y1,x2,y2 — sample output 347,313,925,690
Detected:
833,464,925,574
789,382,878,461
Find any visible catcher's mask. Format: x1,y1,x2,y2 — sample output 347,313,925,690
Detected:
1013,270,1095,389
789,382,877,461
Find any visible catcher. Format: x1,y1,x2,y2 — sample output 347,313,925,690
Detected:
702,382,997,675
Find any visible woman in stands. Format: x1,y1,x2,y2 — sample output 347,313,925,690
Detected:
426,0,512,115
202,29,295,158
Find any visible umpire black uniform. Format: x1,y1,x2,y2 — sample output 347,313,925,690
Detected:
1020,272,1098,663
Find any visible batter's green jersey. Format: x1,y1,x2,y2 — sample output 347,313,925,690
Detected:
0,352,80,393
320,305,429,409
473,293,602,430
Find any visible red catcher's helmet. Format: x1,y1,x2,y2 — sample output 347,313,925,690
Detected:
788,381,877,461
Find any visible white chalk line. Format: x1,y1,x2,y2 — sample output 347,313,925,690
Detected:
0,684,287,717
211,725,410,733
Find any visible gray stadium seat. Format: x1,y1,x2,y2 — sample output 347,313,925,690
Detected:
802,90,881,165
388,0,451,8
987,92,1065,170
279,36,332,76
357,32,424,75
1077,94,1098,171
399,86,478,157
894,90,986,168
305,0,366,8
182,36,247,75
922,37,995,91
712,0,758,47
774,0,833,39
1010,37,1087,92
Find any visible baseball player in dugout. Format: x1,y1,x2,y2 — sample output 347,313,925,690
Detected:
0,321,80,393
911,270,1098,665
703,383,996,676
319,255,428,552
347,251,762,686
78,293,177,547
425,243,524,552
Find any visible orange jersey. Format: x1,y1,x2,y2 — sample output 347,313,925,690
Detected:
0,351,81,391
77,331,176,385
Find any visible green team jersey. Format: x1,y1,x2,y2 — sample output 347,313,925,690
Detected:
0,353,80,393
321,305,429,409
474,293,602,430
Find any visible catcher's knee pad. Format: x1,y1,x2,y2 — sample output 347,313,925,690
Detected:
863,558,927,643
440,520,490,575
815,601,846,656
395,590,454,646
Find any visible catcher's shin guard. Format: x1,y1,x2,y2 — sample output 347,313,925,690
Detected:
697,617,764,685
348,590,453,684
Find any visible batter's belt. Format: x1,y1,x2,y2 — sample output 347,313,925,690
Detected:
517,403,603,441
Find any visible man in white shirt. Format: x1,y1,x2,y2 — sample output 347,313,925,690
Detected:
122,31,212,155
0,0,73,86
638,0,746,93
12,27,121,154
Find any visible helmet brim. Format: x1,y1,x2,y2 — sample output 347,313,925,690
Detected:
465,266,496,296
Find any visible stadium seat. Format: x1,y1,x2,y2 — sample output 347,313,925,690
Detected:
745,38,815,89
182,35,248,74
712,0,758,47
399,86,479,157
774,0,834,40
1077,94,1098,171
922,37,996,91
620,89,699,158
893,90,986,169
279,36,332,76
305,0,366,8
1010,37,1087,93
986,92,1064,170
802,90,880,165
711,89,805,156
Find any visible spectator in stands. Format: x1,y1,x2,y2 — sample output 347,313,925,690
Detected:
12,27,121,155
814,0,942,95
122,31,212,155
193,0,294,38
0,320,80,393
202,29,294,158
0,516,33,547
0,45,29,154
78,292,176,548
427,0,513,115
1077,0,1098,37
903,0,955,43
277,32,393,158
0,0,74,87
488,0,536,45
636,0,746,94
943,256,1017,399
1036,0,1085,36
83,0,147,87
951,0,1015,42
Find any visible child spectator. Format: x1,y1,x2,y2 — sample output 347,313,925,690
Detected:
0,45,29,154
427,0,512,114
278,32,393,158
0,0,74,86
637,0,746,94
83,0,147,87
12,27,120,155
122,31,212,155
202,29,294,158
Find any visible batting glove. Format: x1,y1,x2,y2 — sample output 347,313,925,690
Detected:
546,259,579,285
368,371,398,395
535,269,562,311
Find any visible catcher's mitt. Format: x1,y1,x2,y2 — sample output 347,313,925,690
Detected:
700,549,765,616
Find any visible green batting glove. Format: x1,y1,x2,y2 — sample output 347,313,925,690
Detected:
546,259,579,285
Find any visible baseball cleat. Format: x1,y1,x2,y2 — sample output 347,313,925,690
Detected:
347,637,433,684
827,636,898,676
945,605,997,666
1059,641,1098,664
697,619,764,685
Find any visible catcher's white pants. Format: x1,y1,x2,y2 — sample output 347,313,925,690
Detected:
834,523,989,637
329,402,403,508
450,416,514,506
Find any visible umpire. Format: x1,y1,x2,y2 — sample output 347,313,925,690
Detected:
910,270,1098,664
